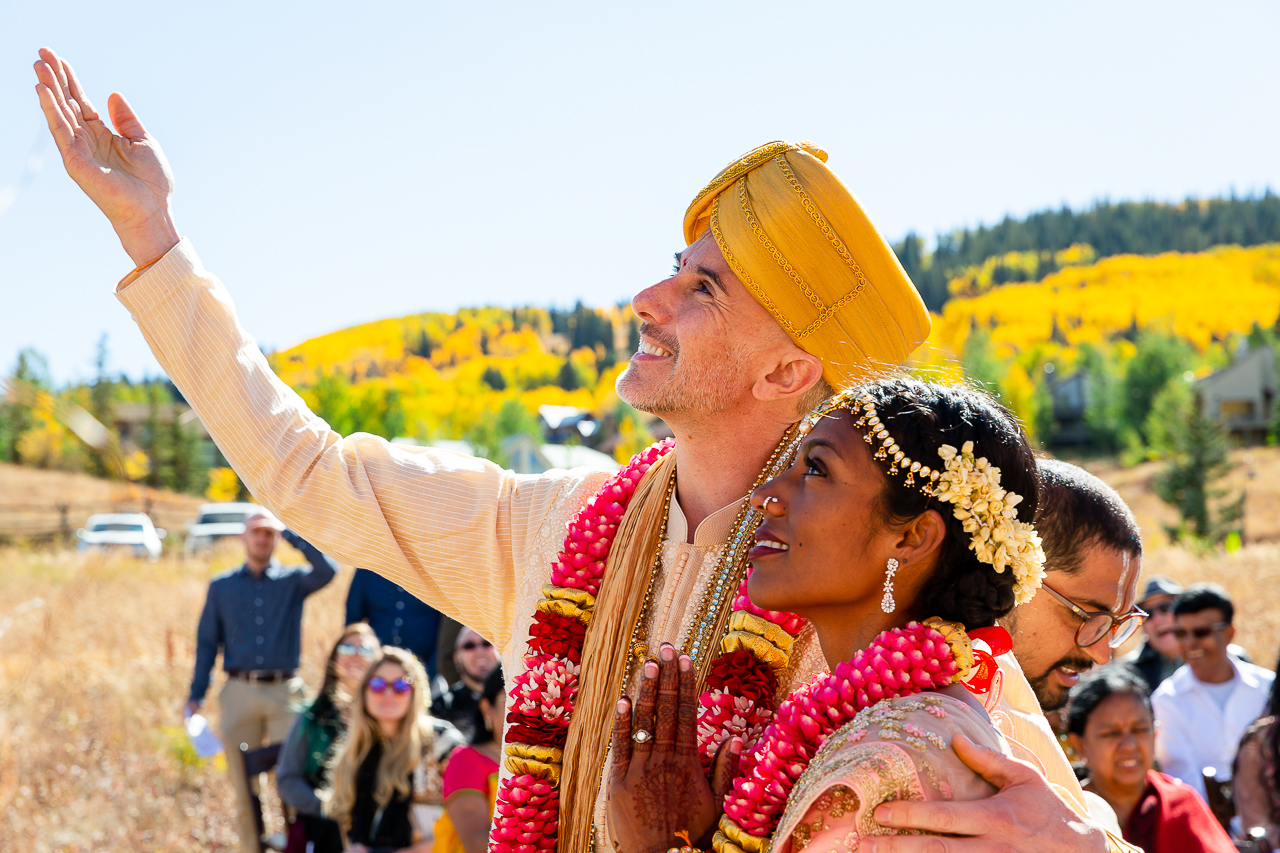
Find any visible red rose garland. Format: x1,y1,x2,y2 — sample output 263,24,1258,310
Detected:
489,439,811,853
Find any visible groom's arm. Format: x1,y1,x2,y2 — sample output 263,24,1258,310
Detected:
35,48,596,650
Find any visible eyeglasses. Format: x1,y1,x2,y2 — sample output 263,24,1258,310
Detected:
458,639,493,652
337,643,376,660
1039,582,1147,649
1172,622,1229,641
1144,601,1175,616
367,676,413,695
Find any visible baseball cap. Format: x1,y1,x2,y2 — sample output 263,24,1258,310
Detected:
244,508,286,532
1138,575,1183,605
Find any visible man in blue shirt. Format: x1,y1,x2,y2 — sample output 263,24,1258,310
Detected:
344,567,443,679
184,508,337,852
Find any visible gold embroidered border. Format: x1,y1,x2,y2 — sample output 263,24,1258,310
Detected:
710,193,798,337
737,170,827,316
686,141,798,220
774,154,873,324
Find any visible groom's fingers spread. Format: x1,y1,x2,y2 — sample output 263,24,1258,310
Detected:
632,659,658,754
35,59,79,132
654,644,679,748
674,654,697,754
35,83,75,156
610,697,633,782
60,56,98,121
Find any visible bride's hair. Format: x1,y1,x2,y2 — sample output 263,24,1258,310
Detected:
858,376,1039,628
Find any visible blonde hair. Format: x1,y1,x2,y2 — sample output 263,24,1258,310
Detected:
325,647,433,829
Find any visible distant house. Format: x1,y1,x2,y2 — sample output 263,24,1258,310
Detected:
420,436,619,475
538,405,600,443
111,402,223,467
1196,347,1278,443
1048,372,1091,446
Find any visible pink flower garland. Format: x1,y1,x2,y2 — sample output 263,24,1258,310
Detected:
490,439,674,853
717,621,965,847
489,440,811,853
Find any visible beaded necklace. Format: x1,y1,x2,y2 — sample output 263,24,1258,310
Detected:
490,427,808,853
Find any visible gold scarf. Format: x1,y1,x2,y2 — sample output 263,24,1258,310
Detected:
558,449,677,852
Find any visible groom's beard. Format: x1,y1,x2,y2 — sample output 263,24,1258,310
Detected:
1025,653,1097,712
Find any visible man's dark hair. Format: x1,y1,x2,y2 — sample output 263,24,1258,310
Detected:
1035,458,1142,576
470,664,506,746
1065,667,1152,737
1173,582,1234,624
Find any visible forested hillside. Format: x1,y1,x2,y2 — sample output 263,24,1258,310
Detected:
894,193,1280,310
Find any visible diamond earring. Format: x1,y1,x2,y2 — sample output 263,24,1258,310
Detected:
881,558,899,613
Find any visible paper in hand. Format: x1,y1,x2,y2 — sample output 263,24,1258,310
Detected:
185,713,224,759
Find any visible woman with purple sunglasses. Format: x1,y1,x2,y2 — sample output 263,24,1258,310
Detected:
326,647,464,852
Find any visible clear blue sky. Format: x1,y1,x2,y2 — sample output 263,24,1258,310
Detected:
2,1,1278,383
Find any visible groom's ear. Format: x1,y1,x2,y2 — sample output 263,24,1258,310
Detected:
896,508,947,565
752,349,823,404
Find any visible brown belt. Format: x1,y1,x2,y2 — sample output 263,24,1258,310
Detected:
226,669,296,684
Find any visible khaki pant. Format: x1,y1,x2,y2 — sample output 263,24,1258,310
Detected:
219,676,305,852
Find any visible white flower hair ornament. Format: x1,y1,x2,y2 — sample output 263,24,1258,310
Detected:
800,390,1047,605
934,441,1046,605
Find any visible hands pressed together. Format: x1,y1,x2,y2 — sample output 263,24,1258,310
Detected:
33,47,180,267
607,643,739,853
606,643,1110,853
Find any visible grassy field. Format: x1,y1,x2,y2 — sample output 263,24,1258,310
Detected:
3,451,1280,851
1,546,351,852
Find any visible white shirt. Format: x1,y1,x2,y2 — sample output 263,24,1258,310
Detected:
1152,657,1275,798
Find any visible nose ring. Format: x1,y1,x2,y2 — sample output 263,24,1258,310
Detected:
762,496,778,510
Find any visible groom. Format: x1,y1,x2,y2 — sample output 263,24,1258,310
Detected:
35,48,1129,853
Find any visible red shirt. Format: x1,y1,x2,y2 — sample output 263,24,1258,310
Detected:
1124,770,1236,853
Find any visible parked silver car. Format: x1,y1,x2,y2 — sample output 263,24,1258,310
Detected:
77,513,166,561
184,502,259,555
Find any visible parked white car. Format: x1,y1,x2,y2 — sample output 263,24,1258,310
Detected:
77,513,166,561
184,502,259,555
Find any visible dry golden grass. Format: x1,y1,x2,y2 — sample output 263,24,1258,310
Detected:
4,452,1280,850
0,545,351,852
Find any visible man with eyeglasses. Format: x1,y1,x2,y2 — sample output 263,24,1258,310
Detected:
1116,576,1186,694
433,626,499,742
1002,459,1146,714
1151,583,1275,799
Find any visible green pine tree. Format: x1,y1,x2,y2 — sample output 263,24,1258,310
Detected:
1153,404,1243,543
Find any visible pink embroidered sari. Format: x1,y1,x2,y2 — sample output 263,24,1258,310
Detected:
770,689,1010,852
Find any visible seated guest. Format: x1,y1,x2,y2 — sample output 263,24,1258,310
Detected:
432,627,498,743
433,665,505,853
1116,576,1184,694
1067,668,1234,853
1233,643,1280,851
345,568,444,680
325,648,465,852
1152,583,1275,799
278,624,380,853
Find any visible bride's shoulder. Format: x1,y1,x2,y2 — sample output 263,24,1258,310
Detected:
769,692,1009,852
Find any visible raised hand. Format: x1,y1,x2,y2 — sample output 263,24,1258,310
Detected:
34,47,180,267
607,643,741,853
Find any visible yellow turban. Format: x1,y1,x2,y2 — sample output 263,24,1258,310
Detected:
684,140,931,389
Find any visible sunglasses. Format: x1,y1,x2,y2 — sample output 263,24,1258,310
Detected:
337,643,376,660
1040,582,1147,649
367,676,413,695
459,639,493,652
1144,601,1175,616
1172,622,1229,641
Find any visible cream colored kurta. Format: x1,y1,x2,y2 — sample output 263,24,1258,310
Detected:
115,240,1119,849
113,239,827,848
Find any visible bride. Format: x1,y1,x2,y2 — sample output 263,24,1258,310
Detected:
607,376,1046,852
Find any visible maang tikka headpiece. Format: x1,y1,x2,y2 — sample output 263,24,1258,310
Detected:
798,388,1047,605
